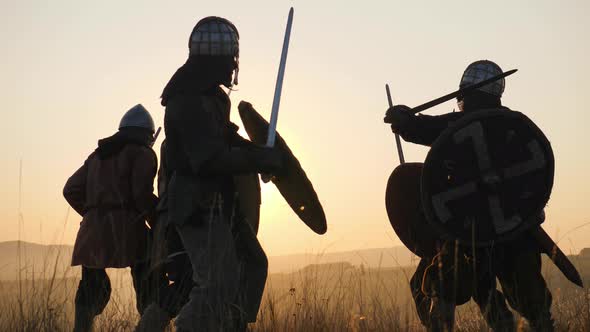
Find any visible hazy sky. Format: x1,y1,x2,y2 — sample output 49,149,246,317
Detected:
2,0,589,256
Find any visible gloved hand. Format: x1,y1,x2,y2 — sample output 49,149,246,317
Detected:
260,147,286,183
256,146,284,175
384,104,413,134
260,173,274,183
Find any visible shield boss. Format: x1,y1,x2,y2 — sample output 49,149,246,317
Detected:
421,109,554,246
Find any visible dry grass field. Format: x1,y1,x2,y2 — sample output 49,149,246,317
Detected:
1,247,590,332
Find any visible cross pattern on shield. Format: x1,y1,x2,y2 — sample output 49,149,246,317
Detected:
421,109,554,246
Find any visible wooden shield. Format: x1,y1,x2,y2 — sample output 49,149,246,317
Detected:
421,109,554,246
237,102,327,235
385,163,438,257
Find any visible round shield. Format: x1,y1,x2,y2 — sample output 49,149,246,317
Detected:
421,109,554,246
237,101,327,235
385,163,439,257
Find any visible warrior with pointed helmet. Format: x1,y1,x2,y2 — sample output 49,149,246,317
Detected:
385,60,558,331
63,104,159,332
134,16,285,332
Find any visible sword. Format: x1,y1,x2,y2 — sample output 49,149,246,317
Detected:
266,7,294,148
531,226,584,287
384,69,518,123
385,84,405,164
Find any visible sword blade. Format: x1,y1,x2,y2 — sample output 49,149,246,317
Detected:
384,69,518,124
531,226,584,288
385,84,405,164
266,7,294,147
411,69,517,115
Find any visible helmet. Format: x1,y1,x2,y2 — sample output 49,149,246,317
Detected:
189,17,239,57
188,17,240,86
119,104,155,133
460,60,505,97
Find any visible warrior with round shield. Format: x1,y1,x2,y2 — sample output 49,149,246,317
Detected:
384,60,561,331
154,16,284,331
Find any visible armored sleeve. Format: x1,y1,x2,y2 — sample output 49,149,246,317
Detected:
131,147,158,221
400,112,464,146
63,157,90,216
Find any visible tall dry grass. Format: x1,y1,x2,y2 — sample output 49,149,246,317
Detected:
3,247,590,332
0,242,143,331
7,164,590,330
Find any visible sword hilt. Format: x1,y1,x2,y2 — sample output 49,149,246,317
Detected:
151,127,162,147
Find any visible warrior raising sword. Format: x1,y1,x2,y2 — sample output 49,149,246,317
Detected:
144,10,326,332
384,60,581,331
155,16,283,331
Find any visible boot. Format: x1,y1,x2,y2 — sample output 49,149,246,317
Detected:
529,315,555,332
428,298,455,332
73,305,94,332
135,303,172,332
479,290,516,332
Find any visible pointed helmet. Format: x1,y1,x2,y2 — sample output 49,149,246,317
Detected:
118,104,155,133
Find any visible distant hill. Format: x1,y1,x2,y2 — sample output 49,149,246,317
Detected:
2,240,590,290
0,241,416,280
0,241,75,281
267,246,417,273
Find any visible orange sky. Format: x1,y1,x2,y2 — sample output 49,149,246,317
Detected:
1,0,589,256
